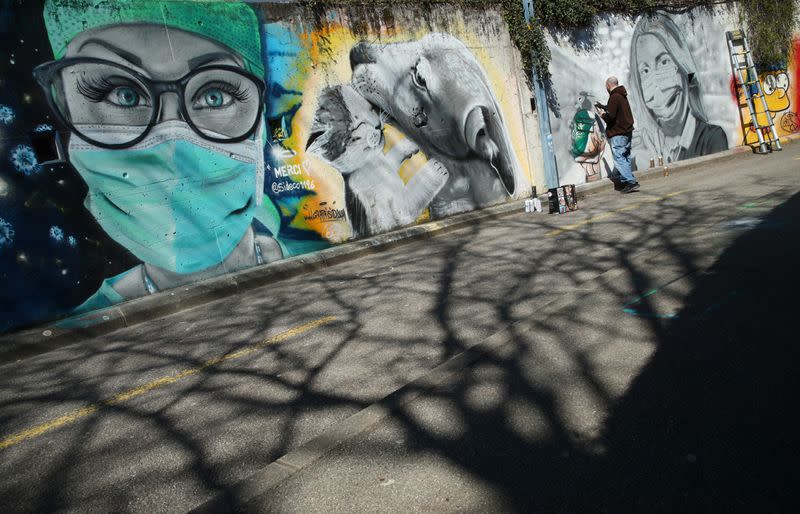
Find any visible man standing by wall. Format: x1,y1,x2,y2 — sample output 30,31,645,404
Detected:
596,76,639,193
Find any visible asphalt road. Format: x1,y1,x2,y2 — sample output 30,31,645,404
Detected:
1,143,799,513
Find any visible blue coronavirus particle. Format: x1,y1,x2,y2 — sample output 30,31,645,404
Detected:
49,225,65,242
10,144,41,176
0,217,14,248
0,105,14,125
33,124,54,132
67,235,78,247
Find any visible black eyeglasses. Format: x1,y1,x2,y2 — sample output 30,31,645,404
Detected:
33,57,266,149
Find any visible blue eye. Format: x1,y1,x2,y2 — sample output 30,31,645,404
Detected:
114,87,140,107
203,88,225,108
190,81,250,112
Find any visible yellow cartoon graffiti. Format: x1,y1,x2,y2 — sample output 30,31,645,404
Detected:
761,71,791,116
738,71,792,145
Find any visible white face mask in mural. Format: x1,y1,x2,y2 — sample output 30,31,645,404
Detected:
68,120,265,274
636,34,687,133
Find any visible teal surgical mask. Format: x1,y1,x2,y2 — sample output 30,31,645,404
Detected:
68,120,266,274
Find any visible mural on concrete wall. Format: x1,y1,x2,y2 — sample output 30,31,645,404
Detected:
348,35,522,218
306,85,449,238
0,0,534,333
735,37,800,144
304,33,525,235
629,14,729,163
547,9,742,185
34,2,287,315
549,8,800,186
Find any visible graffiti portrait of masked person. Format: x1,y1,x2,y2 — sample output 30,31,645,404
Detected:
34,0,284,313
629,13,728,166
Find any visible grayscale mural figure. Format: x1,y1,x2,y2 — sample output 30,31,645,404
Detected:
350,33,523,217
546,8,741,186
629,13,728,164
36,0,284,313
306,85,449,237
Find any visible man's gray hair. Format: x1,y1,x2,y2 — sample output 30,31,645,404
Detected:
606,76,619,88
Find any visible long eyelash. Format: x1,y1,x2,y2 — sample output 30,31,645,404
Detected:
200,81,251,102
76,75,115,103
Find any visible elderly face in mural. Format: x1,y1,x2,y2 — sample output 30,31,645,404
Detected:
349,33,522,217
33,0,283,312
302,32,523,233
1,1,533,333
629,13,728,164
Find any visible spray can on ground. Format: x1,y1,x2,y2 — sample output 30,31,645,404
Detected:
529,186,542,213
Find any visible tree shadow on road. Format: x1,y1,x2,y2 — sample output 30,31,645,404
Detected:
373,190,800,513
597,190,800,513
252,189,800,513
1,186,799,513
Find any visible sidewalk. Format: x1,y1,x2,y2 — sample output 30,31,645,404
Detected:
190,142,800,513
4,136,797,364
1,142,797,512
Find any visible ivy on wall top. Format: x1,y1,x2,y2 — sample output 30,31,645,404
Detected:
298,1,796,81
737,0,797,69
297,0,547,84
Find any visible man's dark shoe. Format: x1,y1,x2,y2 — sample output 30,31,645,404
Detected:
621,182,640,193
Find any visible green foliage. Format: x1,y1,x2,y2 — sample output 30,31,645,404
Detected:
296,1,795,82
739,0,796,68
298,0,550,84
529,1,729,79
474,0,553,84
532,0,797,73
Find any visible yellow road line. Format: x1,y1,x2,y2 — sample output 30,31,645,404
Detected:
547,190,688,237
0,316,337,451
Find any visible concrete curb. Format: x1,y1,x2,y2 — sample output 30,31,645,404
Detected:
0,202,521,363
1,135,797,364
574,132,800,200
187,285,613,512
189,321,519,513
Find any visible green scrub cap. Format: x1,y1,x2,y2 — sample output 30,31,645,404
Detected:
43,0,264,76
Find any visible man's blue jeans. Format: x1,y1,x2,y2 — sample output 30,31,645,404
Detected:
609,134,635,185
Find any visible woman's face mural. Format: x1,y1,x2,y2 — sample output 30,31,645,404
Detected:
1,0,537,333
37,24,267,274
635,33,687,136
